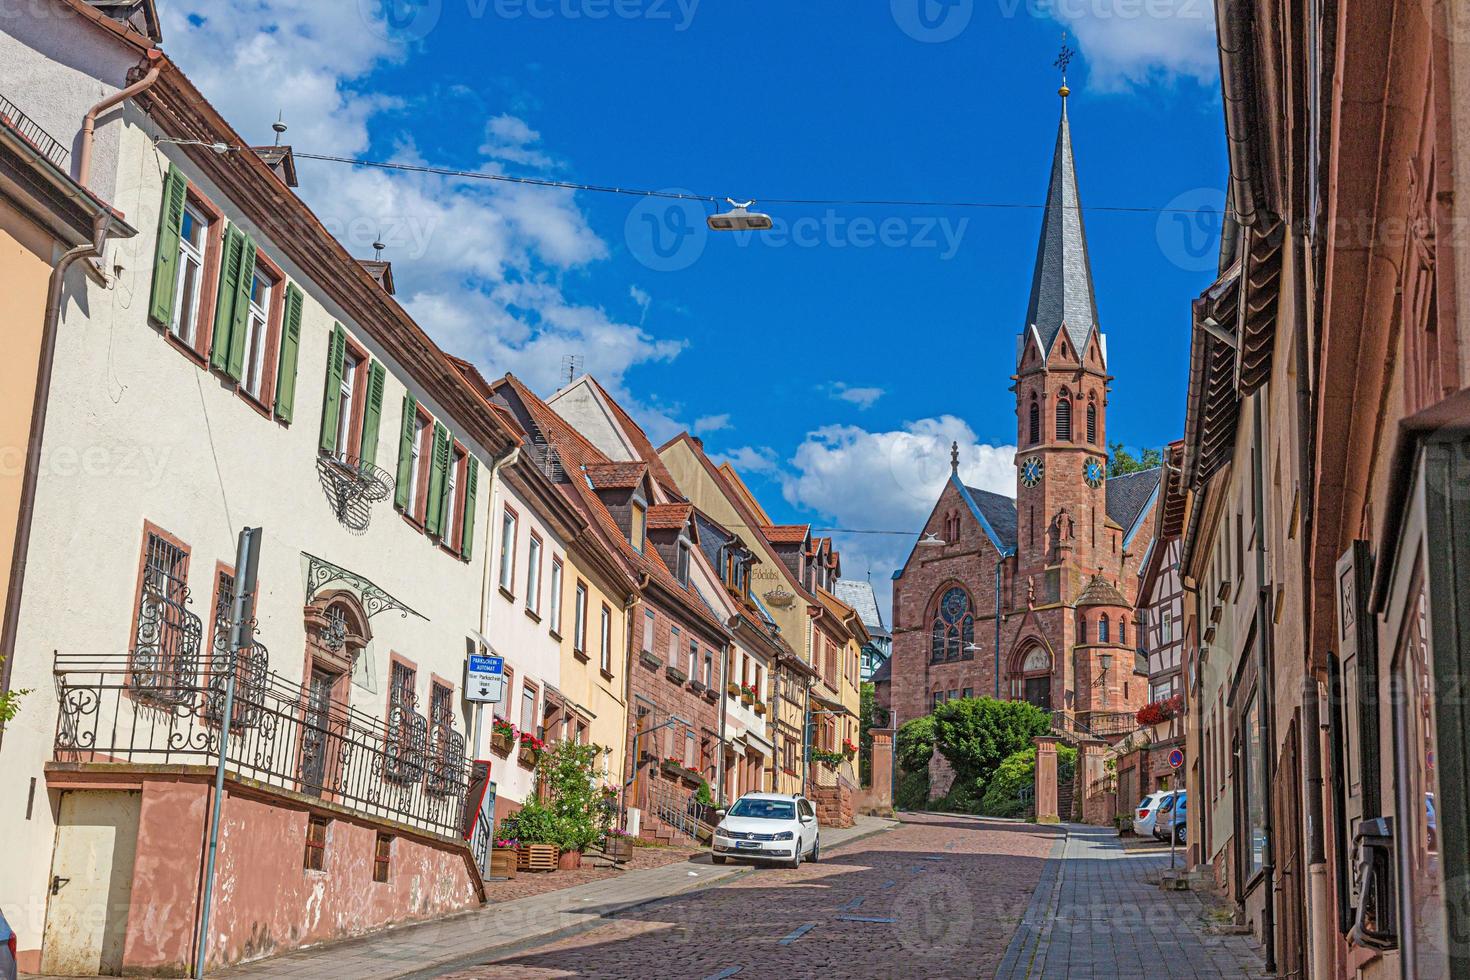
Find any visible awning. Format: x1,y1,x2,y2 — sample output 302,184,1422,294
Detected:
809,689,852,716
743,730,775,758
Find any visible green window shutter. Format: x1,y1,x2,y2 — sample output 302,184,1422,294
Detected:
223,236,257,381
359,361,386,468
424,423,449,535
274,283,304,422
394,393,418,510
318,323,346,455
436,429,455,537
460,456,479,559
209,226,244,372
148,164,188,327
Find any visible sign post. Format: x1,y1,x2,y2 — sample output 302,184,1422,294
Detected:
1167,747,1185,869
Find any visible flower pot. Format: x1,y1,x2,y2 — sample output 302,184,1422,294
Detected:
726,683,741,698
661,759,685,779
516,843,559,872
740,694,754,706
490,730,514,756
518,745,539,769
489,848,518,879
604,836,634,863
557,849,583,871
752,701,766,715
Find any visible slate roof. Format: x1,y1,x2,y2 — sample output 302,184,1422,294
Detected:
869,656,891,685
833,578,888,639
1023,97,1100,359
1104,467,1162,539
961,483,1019,555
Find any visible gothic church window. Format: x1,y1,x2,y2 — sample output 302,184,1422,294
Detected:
1028,399,1040,444
930,587,975,662
1056,397,1072,442
1099,615,1110,643
1086,403,1097,444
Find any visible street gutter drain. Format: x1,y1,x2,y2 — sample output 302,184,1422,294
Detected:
836,915,896,923
780,923,817,945
881,880,896,889
703,969,741,979
919,855,944,861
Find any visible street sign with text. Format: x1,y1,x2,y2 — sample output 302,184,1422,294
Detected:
466,654,505,703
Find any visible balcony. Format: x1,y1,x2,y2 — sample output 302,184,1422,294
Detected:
0,92,69,169
52,652,471,839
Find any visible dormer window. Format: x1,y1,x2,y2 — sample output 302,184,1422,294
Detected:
676,541,691,586
630,500,646,553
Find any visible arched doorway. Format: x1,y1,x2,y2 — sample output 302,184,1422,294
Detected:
300,592,371,797
1017,645,1053,711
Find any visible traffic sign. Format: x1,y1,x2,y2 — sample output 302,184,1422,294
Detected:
1168,747,1185,770
466,654,505,703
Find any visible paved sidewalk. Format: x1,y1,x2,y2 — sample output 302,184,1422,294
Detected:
213,815,898,980
996,824,1265,979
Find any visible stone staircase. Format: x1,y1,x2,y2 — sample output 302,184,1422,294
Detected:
1057,776,1075,822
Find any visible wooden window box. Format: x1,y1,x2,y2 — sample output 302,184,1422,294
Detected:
639,651,663,670
516,843,559,873
665,665,688,685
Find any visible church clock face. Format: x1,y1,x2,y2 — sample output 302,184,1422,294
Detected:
1083,457,1105,488
1020,456,1044,488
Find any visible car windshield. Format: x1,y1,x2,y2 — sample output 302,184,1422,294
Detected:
728,798,795,820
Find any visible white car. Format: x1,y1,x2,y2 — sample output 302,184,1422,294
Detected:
1,910,16,980
711,793,820,869
1133,790,1173,838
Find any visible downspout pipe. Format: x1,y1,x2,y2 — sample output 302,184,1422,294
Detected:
1251,393,1276,975
473,444,520,758
0,211,112,720
993,556,1004,698
78,49,165,189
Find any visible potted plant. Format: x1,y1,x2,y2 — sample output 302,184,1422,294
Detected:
661,755,687,779
1136,694,1184,740
726,682,741,698
517,730,545,769
752,699,767,715
810,748,844,769
536,740,603,872
841,738,858,759
490,717,517,757
490,836,519,879
603,827,635,864
739,682,757,706
501,804,560,872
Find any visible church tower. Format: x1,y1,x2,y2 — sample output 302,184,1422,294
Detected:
1012,74,1113,613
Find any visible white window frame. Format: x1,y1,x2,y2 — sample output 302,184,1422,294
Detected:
573,582,588,653
171,202,208,346
241,268,273,399
336,349,361,461
498,508,517,593
643,610,655,653
526,534,543,615
548,557,563,634
600,605,612,674
406,414,429,515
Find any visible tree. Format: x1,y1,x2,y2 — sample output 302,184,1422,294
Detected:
533,740,604,852
1108,442,1163,477
930,697,1051,786
895,715,935,773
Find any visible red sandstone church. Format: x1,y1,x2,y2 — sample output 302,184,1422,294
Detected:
889,87,1161,781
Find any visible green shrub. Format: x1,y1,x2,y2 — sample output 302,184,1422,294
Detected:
931,697,1051,786
934,777,986,814
895,768,931,810
896,716,935,772
498,801,559,844
977,745,1077,818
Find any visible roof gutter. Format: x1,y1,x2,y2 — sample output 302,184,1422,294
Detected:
1216,0,1262,227
78,49,164,189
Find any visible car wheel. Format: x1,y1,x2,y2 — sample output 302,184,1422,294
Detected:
788,847,802,871
1176,825,1186,845
712,855,726,865
809,836,819,863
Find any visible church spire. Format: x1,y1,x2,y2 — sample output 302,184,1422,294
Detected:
1022,42,1099,360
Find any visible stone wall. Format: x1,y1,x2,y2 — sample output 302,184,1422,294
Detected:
811,779,854,828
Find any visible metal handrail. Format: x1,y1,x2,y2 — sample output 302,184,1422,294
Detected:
53,652,470,838
0,93,69,168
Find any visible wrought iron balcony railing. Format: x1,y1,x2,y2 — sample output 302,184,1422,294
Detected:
0,93,69,169
53,652,470,839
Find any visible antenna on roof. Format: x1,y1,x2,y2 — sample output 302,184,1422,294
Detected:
561,353,583,385
372,235,386,261
272,111,287,146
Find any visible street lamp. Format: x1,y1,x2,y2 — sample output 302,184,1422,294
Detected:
916,532,945,549
707,199,773,231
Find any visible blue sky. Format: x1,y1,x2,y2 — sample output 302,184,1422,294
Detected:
163,0,1226,606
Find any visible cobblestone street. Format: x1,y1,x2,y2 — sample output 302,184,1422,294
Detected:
441,813,1058,980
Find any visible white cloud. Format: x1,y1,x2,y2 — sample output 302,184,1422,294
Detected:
714,445,780,476
693,414,732,436
1051,0,1218,91
158,1,687,415
779,416,1015,611
826,382,885,410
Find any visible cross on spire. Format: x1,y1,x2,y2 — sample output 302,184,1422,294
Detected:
950,441,960,474
1054,34,1075,97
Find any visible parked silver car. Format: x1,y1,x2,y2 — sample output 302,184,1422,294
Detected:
1155,790,1187,844
1132,790,1172,838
